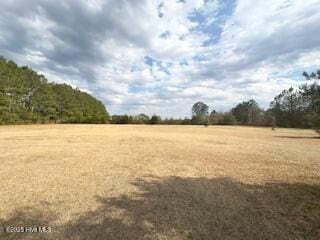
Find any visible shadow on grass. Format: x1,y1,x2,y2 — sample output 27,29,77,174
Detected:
1,177,320,240
0,206,57,240
274,135,320,139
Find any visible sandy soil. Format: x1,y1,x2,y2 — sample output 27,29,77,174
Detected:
0,125,319,239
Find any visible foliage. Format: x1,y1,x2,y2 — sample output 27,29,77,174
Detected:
219,113,237,125
303,70,320,80
191,102,209,125
133,114,150,124
0,56,109,124
1,54,319,132
110,115,133,124
232,100,263,125
110,114,161,125
209,110,219,125
150,115,161,124
270,71,320,133
192,102,209,117
270,87,308,128
191,115,209,125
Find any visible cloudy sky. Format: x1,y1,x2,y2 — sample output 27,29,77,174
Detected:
0,0,320,117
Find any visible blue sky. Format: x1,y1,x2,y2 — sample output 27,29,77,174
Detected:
0,0,319,117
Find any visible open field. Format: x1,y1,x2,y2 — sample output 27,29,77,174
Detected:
0,125,319,240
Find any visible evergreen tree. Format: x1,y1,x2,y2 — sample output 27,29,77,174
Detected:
0,56,109,124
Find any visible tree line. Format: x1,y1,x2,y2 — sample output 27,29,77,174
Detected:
190,71,319,134
0,56,108,124
0,56,319,134
109,71,320,134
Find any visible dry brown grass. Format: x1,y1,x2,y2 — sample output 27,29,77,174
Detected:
0,125,319,240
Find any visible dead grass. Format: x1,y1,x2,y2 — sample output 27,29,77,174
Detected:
0,125,319,239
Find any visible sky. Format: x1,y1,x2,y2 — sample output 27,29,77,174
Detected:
0,0,320,118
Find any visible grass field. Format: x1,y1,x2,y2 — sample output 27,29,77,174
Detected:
0,125,319,240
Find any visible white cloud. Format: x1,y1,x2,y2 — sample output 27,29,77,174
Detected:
0,0,319,117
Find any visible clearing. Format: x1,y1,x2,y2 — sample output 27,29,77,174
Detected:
0,125,319,239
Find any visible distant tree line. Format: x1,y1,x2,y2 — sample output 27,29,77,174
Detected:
270,71,320,130
1,56,319,134
111,70,319,135
187,71,319,134
109,113,192,125
0,56,108,124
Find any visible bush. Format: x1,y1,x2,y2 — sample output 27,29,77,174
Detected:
191,115,208,125
219,113,237,125
110,115,133,124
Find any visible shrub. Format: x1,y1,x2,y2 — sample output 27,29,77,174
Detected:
191,115,208,125
219,113,237,125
